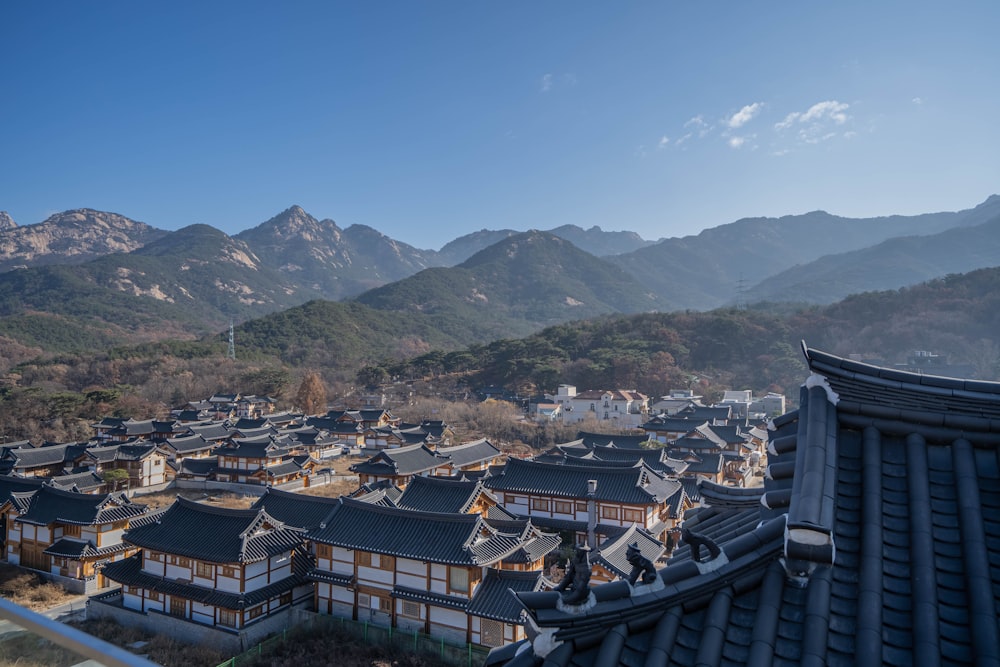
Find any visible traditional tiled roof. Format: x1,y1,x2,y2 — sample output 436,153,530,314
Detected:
436,438,501,469
43,537,128,559
640,416,709,433
251,488,341,530
592,524,665,579
123,497,303,564
483,458,683,505
487,344,1000,667
15,485,146,526
184,422,231,441
48,471,107,493
349,443,450,477
584,445,690,476
676,405,733,422
697,478,766,508
665,449,722,475
178,458,217,477
467,569,544,623
103,548,311,609
307,497,524,566
482,518,561,565
576,433,652,450
0,475,45,506
161,434,213,453
394,476,494,514
0,442,86,471
393,586,468,610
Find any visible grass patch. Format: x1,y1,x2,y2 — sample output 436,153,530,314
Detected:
0,564,74,611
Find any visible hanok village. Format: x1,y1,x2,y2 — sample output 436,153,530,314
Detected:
2,344,999,666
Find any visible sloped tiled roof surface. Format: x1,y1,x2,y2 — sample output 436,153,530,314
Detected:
15,485,147,526
436,438,501,468
483,458,682,505
307,497,522,566
577,432,651,449
394,475,490,514
123,497,303,564
0,476,45,506
349,443,450,476
592,524,665,579
468,568,544,623
163,434,213,452
487,344,1000,667
250,487,341,530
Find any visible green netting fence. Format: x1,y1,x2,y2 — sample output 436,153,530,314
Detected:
215,615,490,667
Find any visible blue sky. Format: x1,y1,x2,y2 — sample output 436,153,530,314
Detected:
2,1,998,250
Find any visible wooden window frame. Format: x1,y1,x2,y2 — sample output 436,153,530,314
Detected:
195,561,213,578
553,500,573,515
600,505,619,520
622,508,644,523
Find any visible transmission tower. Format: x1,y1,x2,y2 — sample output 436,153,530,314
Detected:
228,320,236,360
735,274,748,311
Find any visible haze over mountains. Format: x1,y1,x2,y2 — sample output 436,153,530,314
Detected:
0,196,998,354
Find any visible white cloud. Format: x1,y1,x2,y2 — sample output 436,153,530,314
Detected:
684,115,706,128
728,136,746,149
657,135,670,149
728,102,763,129
675,132,693,146
540,74,553,93
774,100,853,146
912,97,923,105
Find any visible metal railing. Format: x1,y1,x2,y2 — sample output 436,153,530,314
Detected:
0,597,158,667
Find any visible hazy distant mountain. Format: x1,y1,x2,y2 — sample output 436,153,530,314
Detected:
435,224,655,265
742,214,1000,305
607,196,1000,310
546,224,657,256
354,230,668,341
435,229,519,265
0,209,167,272
236,205,438,299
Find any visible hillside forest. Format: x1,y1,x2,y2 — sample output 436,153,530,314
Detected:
1,266,998,446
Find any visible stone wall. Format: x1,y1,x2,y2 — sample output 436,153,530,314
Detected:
88,592,303,654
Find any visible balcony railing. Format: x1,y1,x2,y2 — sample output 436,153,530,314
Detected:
0,597,158,667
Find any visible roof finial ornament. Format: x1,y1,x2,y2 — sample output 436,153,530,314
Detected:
626,541,658,586
680,527,721,563
554,544,595,611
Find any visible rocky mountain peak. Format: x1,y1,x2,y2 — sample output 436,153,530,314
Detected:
0,208,165,272
0,212,16,230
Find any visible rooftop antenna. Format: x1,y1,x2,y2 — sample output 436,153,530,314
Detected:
227,320,236,360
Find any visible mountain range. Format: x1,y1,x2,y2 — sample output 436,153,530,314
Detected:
0,197,998,355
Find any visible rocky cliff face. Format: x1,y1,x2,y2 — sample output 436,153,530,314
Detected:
0,208,166,271
237,205,438,299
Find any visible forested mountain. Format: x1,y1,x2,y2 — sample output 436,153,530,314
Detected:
0,224,322,349
741,214,1000,304
0,197,998,362
353,230,668,341
607,196,1000,310
2,265,998,444
369,266,1000,399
